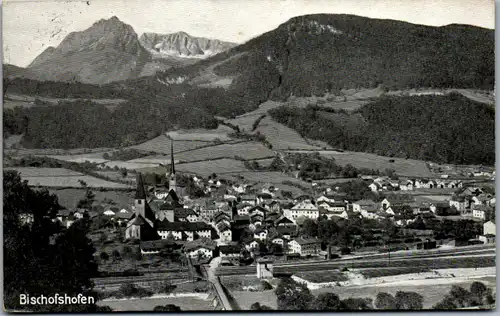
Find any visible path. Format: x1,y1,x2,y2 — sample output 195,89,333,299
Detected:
202,257,234,311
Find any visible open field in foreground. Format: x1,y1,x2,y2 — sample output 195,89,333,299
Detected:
287,150,434,178
313,275,496,309
6,167,131,189
98,294,214,311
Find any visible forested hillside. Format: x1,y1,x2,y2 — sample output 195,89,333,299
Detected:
269,93,495,165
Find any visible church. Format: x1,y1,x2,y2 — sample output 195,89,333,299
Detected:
125,141,184,241
125,141,212,242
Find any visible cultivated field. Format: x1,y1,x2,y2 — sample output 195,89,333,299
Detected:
295,270,349,283
167,125,234,142
129,134,211,154
41,152,111,164
136,158,248,177
230,290,278,310
255,116,326,150
3,93,127,109
131,141,274,164
286,149,434,178
48,188,134,209
6,167,132,189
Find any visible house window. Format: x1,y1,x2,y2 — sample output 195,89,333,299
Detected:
137,200,142,205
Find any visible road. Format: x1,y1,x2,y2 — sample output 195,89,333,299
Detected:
202,257,234,311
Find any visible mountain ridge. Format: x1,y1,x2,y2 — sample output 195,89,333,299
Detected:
139,31,236,59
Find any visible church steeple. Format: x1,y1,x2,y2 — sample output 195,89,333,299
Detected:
168,140,177,193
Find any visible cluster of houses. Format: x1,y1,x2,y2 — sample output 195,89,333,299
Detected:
366,176,465,192
45,148,495,266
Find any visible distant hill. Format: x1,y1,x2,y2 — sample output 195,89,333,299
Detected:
159,14,494,99
139,31,236,59
269,93,495,165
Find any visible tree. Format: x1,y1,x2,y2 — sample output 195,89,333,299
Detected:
341,297,373,310
112,249,121,262
375,292,397,310
394,291,424,310
275,278,314,310
120,168,128,178
300,218,318,237
153,304,182,311
100,251,109,262
251,302,273,310
77,187,95,210
314,292,342,310
4,171,98,312
470,281,487,299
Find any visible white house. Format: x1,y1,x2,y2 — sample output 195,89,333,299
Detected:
449,196,467,213
472,205,488,220
288,237,322,256
352,199,376,213
483,221,496,235
283,200,319,222
369,182,382,192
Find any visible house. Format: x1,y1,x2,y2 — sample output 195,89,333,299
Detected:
183,239,218,261
219,244,242,258
483,221,496,236
360,206,382,220
256,192,273,205
369,182,382,192
174,208,199,222
288,236,322,256
103,208,117,216
140,240,175,255
472,205,490,220
399,180,414,191
316,194,336,203
240,194,257,206
449,196,467,213
270,237,284,246
248,240,260,249
253,228,268,241
478,234,495,244
381,196,415,210
276,226,296,240
268,200,282,212
217,222,232,244
352,199,376,213
157,221,212,241
323,210,348,220
283,200,319,222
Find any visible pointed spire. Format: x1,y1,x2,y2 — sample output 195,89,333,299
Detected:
170,140,175,175
135,173,147,199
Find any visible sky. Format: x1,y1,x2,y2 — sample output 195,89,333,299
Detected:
3,0,495,67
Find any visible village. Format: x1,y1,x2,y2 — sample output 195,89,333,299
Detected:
47,143,496,273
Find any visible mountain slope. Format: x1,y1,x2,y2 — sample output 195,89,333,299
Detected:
139,31,236,58
25,16,152,84
159,14,494,99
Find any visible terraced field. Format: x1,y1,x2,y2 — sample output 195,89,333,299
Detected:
130,134,211,154
138,158,248,177
167,125,234,142
287,150,434,178
131,141,274,164
6,167,131,189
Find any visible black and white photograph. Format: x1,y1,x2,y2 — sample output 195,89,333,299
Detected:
2,0,496,312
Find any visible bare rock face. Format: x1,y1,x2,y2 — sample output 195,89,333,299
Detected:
139,31,236,58
26,16,151,84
